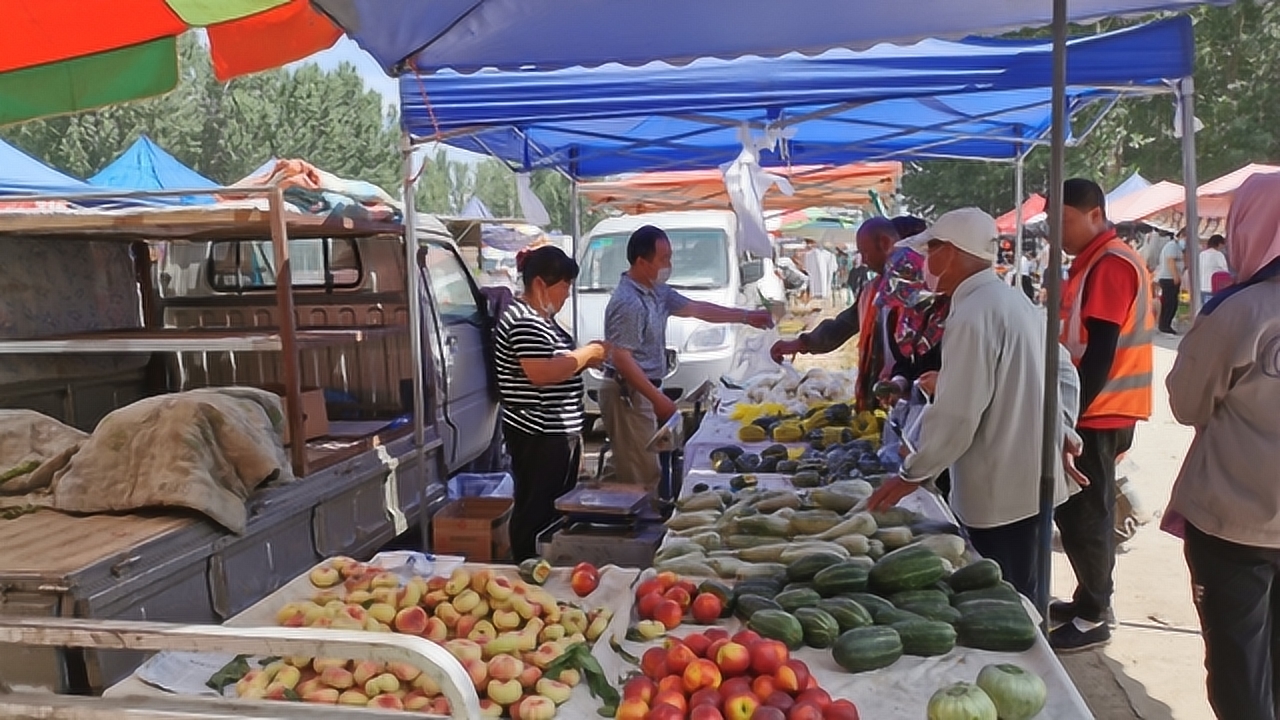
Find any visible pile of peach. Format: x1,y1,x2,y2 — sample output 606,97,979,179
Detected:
616,628,860,720
633,572,727,638
231,557,613,716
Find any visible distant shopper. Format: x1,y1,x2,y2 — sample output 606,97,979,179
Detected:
494,246,607,561
1166,173,1280,720
1198,234,1229,306
803,238,836,304
1156,232,1187,333
1053,178,1154,651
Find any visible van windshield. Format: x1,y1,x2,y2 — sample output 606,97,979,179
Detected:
579,228,730,292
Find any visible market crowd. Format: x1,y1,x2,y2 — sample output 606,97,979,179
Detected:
490,173,1280,720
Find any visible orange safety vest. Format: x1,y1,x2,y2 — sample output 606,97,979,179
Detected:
1060,238,1154,423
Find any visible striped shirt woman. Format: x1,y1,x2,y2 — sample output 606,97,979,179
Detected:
492,245,608,561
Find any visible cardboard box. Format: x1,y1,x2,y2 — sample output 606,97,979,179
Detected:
261,386,329,444
432,497,513,562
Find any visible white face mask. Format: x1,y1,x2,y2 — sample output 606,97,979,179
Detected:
923,260,941,292
656,267,672,285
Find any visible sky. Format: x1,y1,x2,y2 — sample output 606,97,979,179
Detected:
296,36,485,166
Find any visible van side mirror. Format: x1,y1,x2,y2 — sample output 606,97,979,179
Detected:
740,259,765,285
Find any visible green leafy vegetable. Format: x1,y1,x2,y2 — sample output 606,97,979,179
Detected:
206,655,251,692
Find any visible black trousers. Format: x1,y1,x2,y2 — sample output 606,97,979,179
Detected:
1055,425,1134,620
967,514,1042,607
1186,524,1280,720
1158,278,1180,331
503,423,581,562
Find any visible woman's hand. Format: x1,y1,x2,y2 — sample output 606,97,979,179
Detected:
581,341,609,370
916,371,939,396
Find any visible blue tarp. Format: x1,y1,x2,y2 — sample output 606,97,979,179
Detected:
0,138,95,196
88,135,218,203
402,19,1191,177
316,0,1225,76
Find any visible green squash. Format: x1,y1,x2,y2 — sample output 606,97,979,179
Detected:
976,664,1047,720
927,682,998,720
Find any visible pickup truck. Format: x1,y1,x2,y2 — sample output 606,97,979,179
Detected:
0,199,499,693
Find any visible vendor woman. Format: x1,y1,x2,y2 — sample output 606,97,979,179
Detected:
494,246,609,561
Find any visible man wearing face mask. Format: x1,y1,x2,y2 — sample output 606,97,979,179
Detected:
601,225,775,493
866,208,1078,606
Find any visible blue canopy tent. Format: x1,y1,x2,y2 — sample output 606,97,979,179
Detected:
400,18,1192,175
316,0,1226,75
88,135,218,204
0,138,95,197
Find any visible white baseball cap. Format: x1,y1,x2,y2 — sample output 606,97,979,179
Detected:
902,207,998,262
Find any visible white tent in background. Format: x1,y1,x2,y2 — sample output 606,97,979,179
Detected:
1106,172,1151,205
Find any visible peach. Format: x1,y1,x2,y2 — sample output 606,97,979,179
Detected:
296,677,324,697
465,617,494,638
430,696,452,715
636,619,667,640
652,599,684,631
794,689,831,710
318,666,355,690
345,589,373,605
570,569,599,597
540,623,567,643
722,691,762,720
653,690,688,715
683,658,723,694
403,690,432,711
691,705,727,720
774,659,810,694
445,568,471,596
640,647,667,680
683,633,712,658
665,642,698,676
492,608,522,631
423,589,451,610
649,705,687,720
456,613,479,639
529,641,564,669
470,568,496,594
271,665,302,690
445,638,483,663
423,616,449,643
339,604,368,624
749,639,789,676
479,698,505,717
385,661,421,683
616,697,650,720
764,692,794,712
453,589,483,614
487,678,523,706
690,687,722,708
752,674,779,701
585,613,610,641
433,602,462,628
518,664,543,690
487,653,524,682
486,576,515,600
352,660,383,687
470,598,492,619
263,682,292,700
302,687,341,704
390,605,427,635
275,602,308,627
344,571,375,593
657,675,685,698
536,677,572,704
664,586,693,611
366,602,397,625
426,575,449,592
555,668,580,687
412,672,442,696
788,702,825,720
337,689,370,706
622,676,656,703
399,577,427,609
731,630,761,646
715,641,751,677
370,587,399,606
370,571,401,589
484,633,524,659
692,593,723,624
363,615,388,633
719,676,752,699
285,655,312,668
464,658,489,690
560,607,588,636
514,694,557,720
312,657,347,674
367,693,404,711
364,672,401,697
826,699,861,720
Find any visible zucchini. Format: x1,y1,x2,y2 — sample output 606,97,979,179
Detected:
817,597,875,632
776,587,822,613
955,606,1038,652
812,562,871,596
736,543,790,564
868,544,948,594
832,626,903,673
733,594,782,622
789,509,844,536
874,607,925,626
891,619,958,656
843,592,896,620
795,607,842,649
947,558,1004,593
748,609,806,650
900,602,962,624
951,582,1023,608
787,552,847,582
889,589,950,608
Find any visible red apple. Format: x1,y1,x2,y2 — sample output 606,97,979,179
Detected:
825,699,860,720
691,593,723,624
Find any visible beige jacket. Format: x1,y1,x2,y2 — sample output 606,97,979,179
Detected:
1168,277,1280,548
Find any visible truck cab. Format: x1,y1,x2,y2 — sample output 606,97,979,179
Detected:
574,210,779,419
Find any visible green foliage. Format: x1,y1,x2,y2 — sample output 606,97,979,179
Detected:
901,3,1280,217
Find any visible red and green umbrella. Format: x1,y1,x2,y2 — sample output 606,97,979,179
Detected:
0,0,343,125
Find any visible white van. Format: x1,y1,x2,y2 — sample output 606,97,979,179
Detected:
574,210,780,420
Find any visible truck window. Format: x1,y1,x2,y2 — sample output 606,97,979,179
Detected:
207,238,361,292
424,244,483,325
580,228,730,291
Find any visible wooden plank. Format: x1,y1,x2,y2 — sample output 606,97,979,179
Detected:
0,512,193,579
0,327,407,354
0,206,402,240
268,189,306,478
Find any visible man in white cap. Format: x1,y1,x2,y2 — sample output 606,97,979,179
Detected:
867,207,1077,607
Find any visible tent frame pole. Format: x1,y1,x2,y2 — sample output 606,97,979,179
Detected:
1014,151,1027,282
1179,76,1201,315
1037,0,1068,631
570,150,582,340
401,132,426,452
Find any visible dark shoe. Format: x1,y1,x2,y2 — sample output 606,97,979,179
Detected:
1048,600,1079,623
1050,620,1111,653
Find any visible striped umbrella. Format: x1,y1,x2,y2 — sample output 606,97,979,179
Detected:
0,0,342,126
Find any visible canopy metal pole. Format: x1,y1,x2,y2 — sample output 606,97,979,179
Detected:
402,132,426,450
1179,76,1202,315
570,150,582,340
1014,152,1027,287
1037,0,1068,630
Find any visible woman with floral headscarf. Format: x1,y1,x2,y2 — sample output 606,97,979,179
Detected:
1164,172,1280,719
